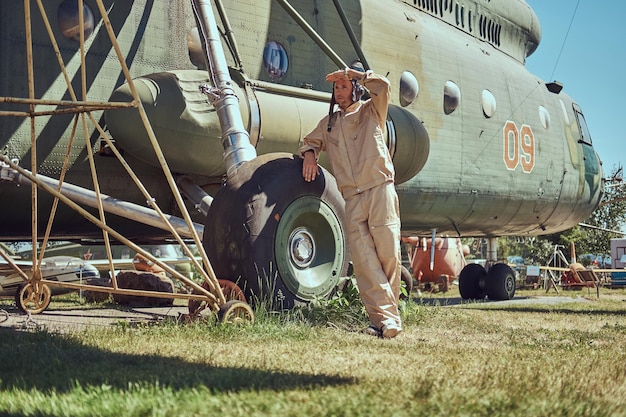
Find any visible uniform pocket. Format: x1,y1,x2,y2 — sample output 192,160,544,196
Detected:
368,183,400,227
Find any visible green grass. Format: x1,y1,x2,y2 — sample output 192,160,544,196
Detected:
1,287,626,416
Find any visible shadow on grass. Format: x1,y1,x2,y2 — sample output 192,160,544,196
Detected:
410,296,467,306
0,327,354,393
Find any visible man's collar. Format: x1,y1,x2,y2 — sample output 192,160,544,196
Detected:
339,101,361,113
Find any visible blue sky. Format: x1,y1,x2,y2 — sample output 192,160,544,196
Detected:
525,0,625,178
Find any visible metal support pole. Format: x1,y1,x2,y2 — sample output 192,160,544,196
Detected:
275,0,346,69
1,159,203,238
487,237,498,264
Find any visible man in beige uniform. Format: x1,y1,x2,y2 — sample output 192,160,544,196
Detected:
300,66,402,338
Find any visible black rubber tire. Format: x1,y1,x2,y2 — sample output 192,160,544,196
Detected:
459,263,486,300
437,275,450,292
400,265,413,299
486,263,516,300
217,300,255,324
203,153,348,309
15,282,52,314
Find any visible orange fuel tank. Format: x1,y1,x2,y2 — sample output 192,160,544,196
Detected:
402,237,469,291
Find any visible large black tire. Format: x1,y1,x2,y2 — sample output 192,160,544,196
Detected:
203,153,349,309
486,263,516,300
458,263,486,300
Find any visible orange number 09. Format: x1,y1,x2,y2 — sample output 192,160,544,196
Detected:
503,121,535,173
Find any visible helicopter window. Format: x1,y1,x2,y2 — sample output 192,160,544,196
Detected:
400,71,419,107
263,41,288,81
481,90,496,118
443,81,461,115
573,104,592,145
559,99,571,125
57,0,95,42
538,106,550,129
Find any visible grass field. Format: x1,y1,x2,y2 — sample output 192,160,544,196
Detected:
1,286,625,417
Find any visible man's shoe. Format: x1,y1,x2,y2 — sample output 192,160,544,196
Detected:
382,325,402,339
361,324,381,337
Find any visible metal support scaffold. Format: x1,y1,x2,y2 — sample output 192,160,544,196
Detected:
0,0,253,324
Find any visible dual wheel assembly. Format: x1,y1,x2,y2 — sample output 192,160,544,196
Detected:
458,263,516,301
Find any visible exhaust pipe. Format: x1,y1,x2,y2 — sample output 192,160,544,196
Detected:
192,0,256,178
177,176,213,217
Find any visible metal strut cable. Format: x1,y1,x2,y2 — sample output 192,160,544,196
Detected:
550,0,582,80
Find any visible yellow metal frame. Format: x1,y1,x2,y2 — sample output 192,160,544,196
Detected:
0,0,228,316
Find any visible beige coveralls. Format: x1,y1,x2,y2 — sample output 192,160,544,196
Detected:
300,72,402,332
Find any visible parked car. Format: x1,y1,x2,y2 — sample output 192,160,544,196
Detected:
507,256,525,267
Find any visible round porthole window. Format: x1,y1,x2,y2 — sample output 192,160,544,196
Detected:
443,81,461,115
559,99,570,126
481,89,496,118
263,41,288,81
57,0,95,42
539,105,550,129
399,71,419,107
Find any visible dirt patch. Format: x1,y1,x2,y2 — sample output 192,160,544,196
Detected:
0,304,192,333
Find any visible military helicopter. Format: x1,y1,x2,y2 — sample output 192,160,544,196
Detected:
0,0,603,308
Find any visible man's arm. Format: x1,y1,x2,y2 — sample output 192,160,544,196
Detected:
299,118,328,182
327,67,390,126
302,149,319,182
361,71,391,128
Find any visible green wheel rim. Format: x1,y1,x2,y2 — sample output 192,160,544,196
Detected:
275,196,345,301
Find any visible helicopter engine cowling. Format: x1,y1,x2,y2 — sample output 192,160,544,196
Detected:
106,70,236,178
105,70,429,183
387,104,430,184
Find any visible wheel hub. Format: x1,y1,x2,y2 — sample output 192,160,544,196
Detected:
289,227,315,268
506,275,515,292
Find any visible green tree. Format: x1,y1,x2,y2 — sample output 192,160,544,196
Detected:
497,236,554,265
541,166,624,265
577,165,626,253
